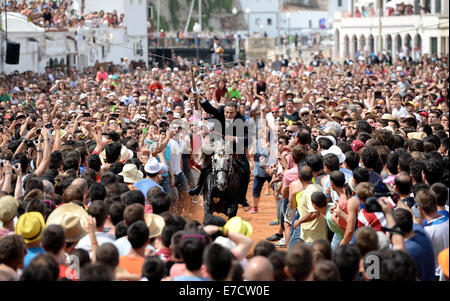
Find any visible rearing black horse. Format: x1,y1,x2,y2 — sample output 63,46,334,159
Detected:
202,143,242,219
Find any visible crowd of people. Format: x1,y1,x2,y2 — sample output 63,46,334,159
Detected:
0,47,448,281
2,0,125,31
353,2,433,18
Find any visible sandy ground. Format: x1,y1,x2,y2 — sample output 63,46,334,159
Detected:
179,170,283,256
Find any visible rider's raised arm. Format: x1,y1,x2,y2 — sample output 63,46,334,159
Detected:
198,96,221,119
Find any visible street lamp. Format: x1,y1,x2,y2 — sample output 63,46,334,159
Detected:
193,22,201,60
245,7,251,38
287,12,291,42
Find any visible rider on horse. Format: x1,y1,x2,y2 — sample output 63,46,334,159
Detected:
188,93,251,209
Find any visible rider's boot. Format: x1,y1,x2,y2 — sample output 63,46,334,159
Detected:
188,167,206,196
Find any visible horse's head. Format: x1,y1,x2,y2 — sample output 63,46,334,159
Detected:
212,147,231,192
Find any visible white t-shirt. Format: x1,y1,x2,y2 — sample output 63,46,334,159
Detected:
392,106,408,118
76,231,115,258
424,216,449,280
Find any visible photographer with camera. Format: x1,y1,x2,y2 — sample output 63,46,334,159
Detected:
354,182,396,234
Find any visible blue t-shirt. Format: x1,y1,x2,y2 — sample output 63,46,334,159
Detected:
368,170,383,185
405,223,436,281
24,246,45,267
172,275,211,281
134,179,163,197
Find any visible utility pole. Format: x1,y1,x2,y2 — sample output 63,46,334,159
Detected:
198,0,202,32
157,0,160,34
378,0,382,54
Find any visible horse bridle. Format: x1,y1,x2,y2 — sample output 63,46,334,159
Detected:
211,154,233,189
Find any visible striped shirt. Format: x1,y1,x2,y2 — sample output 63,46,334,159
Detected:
357,197,396,232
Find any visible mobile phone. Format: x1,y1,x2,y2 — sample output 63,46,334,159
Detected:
412,204,421,218
312,110,320,114
141,103,147,106
36,129,42,135
83,112,91,117
111,113,120,118
45,124,53,128
374,91,382,99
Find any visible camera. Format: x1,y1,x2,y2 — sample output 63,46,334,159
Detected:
82,112,91,117
27,140,36,148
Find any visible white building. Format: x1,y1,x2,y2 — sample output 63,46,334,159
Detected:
332,0,449,61
238,0,328,38
0,0,148,74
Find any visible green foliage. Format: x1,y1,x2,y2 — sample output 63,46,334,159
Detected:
169,0,180,30
223,0,233,11
160,16,170,32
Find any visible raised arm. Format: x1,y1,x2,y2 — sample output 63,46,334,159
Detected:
34,126,51,177
339,196,359,246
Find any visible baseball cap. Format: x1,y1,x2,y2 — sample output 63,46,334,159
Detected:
351,140,365,152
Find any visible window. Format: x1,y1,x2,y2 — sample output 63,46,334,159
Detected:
309,20,312,28
435,0,441,13
255,18,261,26
338,0,342,7
267,18,272,25
430,37,438,55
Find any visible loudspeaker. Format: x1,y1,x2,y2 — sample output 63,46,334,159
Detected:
6,42,20,65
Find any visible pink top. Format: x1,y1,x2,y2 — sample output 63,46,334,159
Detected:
282,165,298,188
0,228,11,240
170,263,209,278
334,194,349,230
144,204,153,214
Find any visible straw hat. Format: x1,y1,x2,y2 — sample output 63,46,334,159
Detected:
224,216,253,237
119,164,144,183
46,203,88,243
120,146,134,162
144,214,165,238
331,111,343,121
100,145,134,165
381,113,395,121
0,195,19,223
407,132,426,141
15,212,45,244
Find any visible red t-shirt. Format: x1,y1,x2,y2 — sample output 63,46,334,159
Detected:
149,82,163,92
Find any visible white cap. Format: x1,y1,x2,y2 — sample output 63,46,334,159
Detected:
321,145,346,164
79,93,88,100
316,135,336,146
